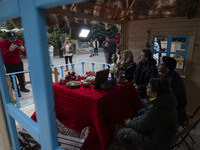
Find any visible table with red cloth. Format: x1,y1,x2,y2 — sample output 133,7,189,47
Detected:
31,82,143,150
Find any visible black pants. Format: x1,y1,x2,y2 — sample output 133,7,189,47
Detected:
59,49,63,58
65,55,73,65
108,52,115,64
94,48,98,55
4,61,25,89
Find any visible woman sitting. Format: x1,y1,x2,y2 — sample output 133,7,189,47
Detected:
117,78,178,150
118,50,137,82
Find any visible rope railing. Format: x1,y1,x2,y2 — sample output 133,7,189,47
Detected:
6,61,109,108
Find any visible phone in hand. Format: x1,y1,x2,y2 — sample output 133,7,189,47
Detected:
16,44,21,47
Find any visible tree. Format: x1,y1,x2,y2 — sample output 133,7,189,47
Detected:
90,23,119,46
6,20,15,30
48,26,70,55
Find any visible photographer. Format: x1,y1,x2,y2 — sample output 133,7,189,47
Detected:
0,32,30,97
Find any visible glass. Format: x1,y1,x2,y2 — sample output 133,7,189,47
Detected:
171,37,187,53
170,54,184,69
153,37,168,65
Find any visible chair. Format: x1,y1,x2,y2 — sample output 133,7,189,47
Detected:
171,106,200,150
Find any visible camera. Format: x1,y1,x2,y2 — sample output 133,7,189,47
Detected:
16,44,21,47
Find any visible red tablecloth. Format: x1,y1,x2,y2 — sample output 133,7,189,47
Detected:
31,82,143,150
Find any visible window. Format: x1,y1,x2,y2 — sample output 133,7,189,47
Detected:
152,35,189,70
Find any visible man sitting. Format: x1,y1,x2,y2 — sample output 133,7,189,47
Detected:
132,49,158,99
118,78,177,150
158,56,187,123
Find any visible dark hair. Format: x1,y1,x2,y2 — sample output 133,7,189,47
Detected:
112,34,116,39
162,56,177,72
150,78,170,96
142,49,152,61
7,32,16,38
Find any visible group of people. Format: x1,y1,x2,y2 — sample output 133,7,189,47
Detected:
50,36,75,72
0,32,75,97
102,35,118,64
49,36,74,71
113,49,188,150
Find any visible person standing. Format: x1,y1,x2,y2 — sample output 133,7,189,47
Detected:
0,32,30,97
88,39,94,57
93,38,99,56
107,34,118,64
57,36,63,58
102,37,109,63
48,42,54,66
62,37,74,71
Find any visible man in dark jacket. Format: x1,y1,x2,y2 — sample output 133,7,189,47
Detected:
107,34,118,64
57,36,63,58
158,56,187,123
102,37,109,63
132,49,158,99
118,78,178,150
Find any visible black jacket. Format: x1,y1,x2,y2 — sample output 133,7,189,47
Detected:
102,41,108,53
132,59,158,98
124,63,137,82
166,71,187,122
128,91,178,150
108,38,117,54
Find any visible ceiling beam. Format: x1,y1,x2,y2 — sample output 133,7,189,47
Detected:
35,0,89,9
133,1,200,11
46,7,121,25
126,0,136,16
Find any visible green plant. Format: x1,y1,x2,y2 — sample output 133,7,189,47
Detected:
90,23,120,46
48,26,70,56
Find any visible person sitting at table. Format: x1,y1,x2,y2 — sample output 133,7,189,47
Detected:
158,56,187,123
118,50,137,82
132,49,158,99
117,78,178,150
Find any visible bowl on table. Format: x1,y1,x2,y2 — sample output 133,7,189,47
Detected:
83,81,90,88
66,81,81,89
80,74,88,79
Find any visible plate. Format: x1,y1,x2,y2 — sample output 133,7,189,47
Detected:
80,74,88,79
66,81,81,89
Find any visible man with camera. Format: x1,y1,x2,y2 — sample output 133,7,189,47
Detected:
0,32,30,97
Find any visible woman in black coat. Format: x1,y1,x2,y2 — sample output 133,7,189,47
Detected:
118,50,137,82
118,78,178,150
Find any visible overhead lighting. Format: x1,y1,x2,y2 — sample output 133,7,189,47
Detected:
79,29,90,38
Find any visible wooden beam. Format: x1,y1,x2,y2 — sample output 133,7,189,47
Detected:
46,7,121,25
35,0,89,9
126,0,136,17
133,1,200,11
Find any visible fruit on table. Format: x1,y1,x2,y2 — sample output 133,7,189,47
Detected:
60,72,80,84
59,78,67,85
85,76,95,83
86,71,95,76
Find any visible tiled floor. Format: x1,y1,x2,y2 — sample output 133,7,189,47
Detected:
18,52,200,150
